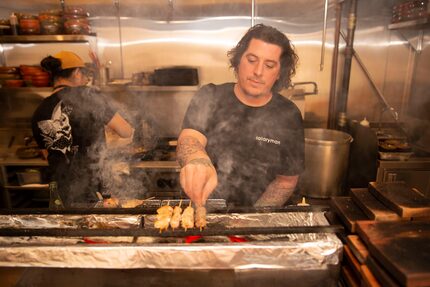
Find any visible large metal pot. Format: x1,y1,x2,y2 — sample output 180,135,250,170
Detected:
299,128,353,198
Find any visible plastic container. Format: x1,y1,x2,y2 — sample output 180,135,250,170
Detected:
19,18,40,35
64,18,90,35
40,20,62,34
299,129,353,198
9,13,18,35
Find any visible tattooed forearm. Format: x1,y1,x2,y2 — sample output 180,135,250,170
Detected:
254,180,295,207
187,158,214,167
177,136,207,167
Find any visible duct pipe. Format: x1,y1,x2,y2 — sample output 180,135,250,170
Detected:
339,32,398,122
114,0,124,79
251,0,256,27
327,0,344,129
337,0,358,130
320,0,329,71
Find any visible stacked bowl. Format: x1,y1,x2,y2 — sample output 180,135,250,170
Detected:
20,65,50,87
39,9,63,35
0,67,23,87
63,6,91,35
18,14,40,35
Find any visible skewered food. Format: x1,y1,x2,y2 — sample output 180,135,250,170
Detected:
170,200,183,230
121,199,144,208
195,206,207,231
154,203,173,232
103,197,120,208
181,202,194,231
120,196,155,208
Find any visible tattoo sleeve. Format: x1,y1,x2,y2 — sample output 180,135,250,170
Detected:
187,158,213,167
177,136,208,167
254,180,295,207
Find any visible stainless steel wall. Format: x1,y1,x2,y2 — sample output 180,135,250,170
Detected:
0,0,429,138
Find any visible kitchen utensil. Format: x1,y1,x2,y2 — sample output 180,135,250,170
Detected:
299,128,353,198
94,191,104,208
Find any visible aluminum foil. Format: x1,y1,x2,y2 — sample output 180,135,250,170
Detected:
0,212,342,270
0,214,142,229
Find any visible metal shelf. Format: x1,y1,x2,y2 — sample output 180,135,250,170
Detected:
5,184,49,190
388,17,430,30
100,85,199,93
0,87,51,92
131,161,180,171
0,34,97,43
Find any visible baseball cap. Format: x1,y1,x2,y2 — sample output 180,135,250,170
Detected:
53,51,85,70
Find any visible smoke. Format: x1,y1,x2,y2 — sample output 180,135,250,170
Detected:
61,87,160,205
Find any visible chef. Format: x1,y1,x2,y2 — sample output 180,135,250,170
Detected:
177,24,305,207
32,51,134,207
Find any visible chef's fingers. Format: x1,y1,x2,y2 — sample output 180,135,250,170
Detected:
180,168,194,201
190,168,206,206
179,169,186,193
180,166,203,205
201,170,218,206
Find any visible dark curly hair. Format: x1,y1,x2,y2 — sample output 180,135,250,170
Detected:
40,56,77,81
228,24,298,93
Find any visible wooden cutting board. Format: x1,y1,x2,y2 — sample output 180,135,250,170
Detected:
346,235,369,264
357,220,430,286
361,264,382,287
369,182,430,218
344,244,362,280
331,197,369,233
350,188,400,221
365,255,400,287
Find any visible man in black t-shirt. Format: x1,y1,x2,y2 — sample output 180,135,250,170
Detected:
178,24,304,207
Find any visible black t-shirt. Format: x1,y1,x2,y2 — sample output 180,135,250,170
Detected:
32,86,115,206
182,83,304,206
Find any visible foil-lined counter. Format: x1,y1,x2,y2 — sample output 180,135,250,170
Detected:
0,212,342,270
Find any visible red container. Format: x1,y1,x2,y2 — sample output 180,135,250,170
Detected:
19,18,40,34
4,79,24,87
20,65,44,76
31,78,50,87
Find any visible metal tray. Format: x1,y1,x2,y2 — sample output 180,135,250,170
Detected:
378,151,413,161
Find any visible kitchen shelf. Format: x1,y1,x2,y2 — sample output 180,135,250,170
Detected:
388,17,430,30
0,85,198,93
101,85,199,93
0,87,52,92
128,85,199,92
0,34,97,43
131,161,180,171
5,184,49,190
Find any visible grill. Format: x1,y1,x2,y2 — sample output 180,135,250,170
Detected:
0,205,343,286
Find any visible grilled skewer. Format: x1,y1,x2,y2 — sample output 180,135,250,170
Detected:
195,206,207,231
154,202,173,232
181,202,194,231
170,200,183,230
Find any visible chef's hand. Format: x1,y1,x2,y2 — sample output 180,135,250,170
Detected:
179,157,218,206
177,129,218,206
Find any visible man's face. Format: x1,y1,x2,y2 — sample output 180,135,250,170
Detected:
236,38,282,99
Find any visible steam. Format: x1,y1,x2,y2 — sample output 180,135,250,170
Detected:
61,87,159,205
